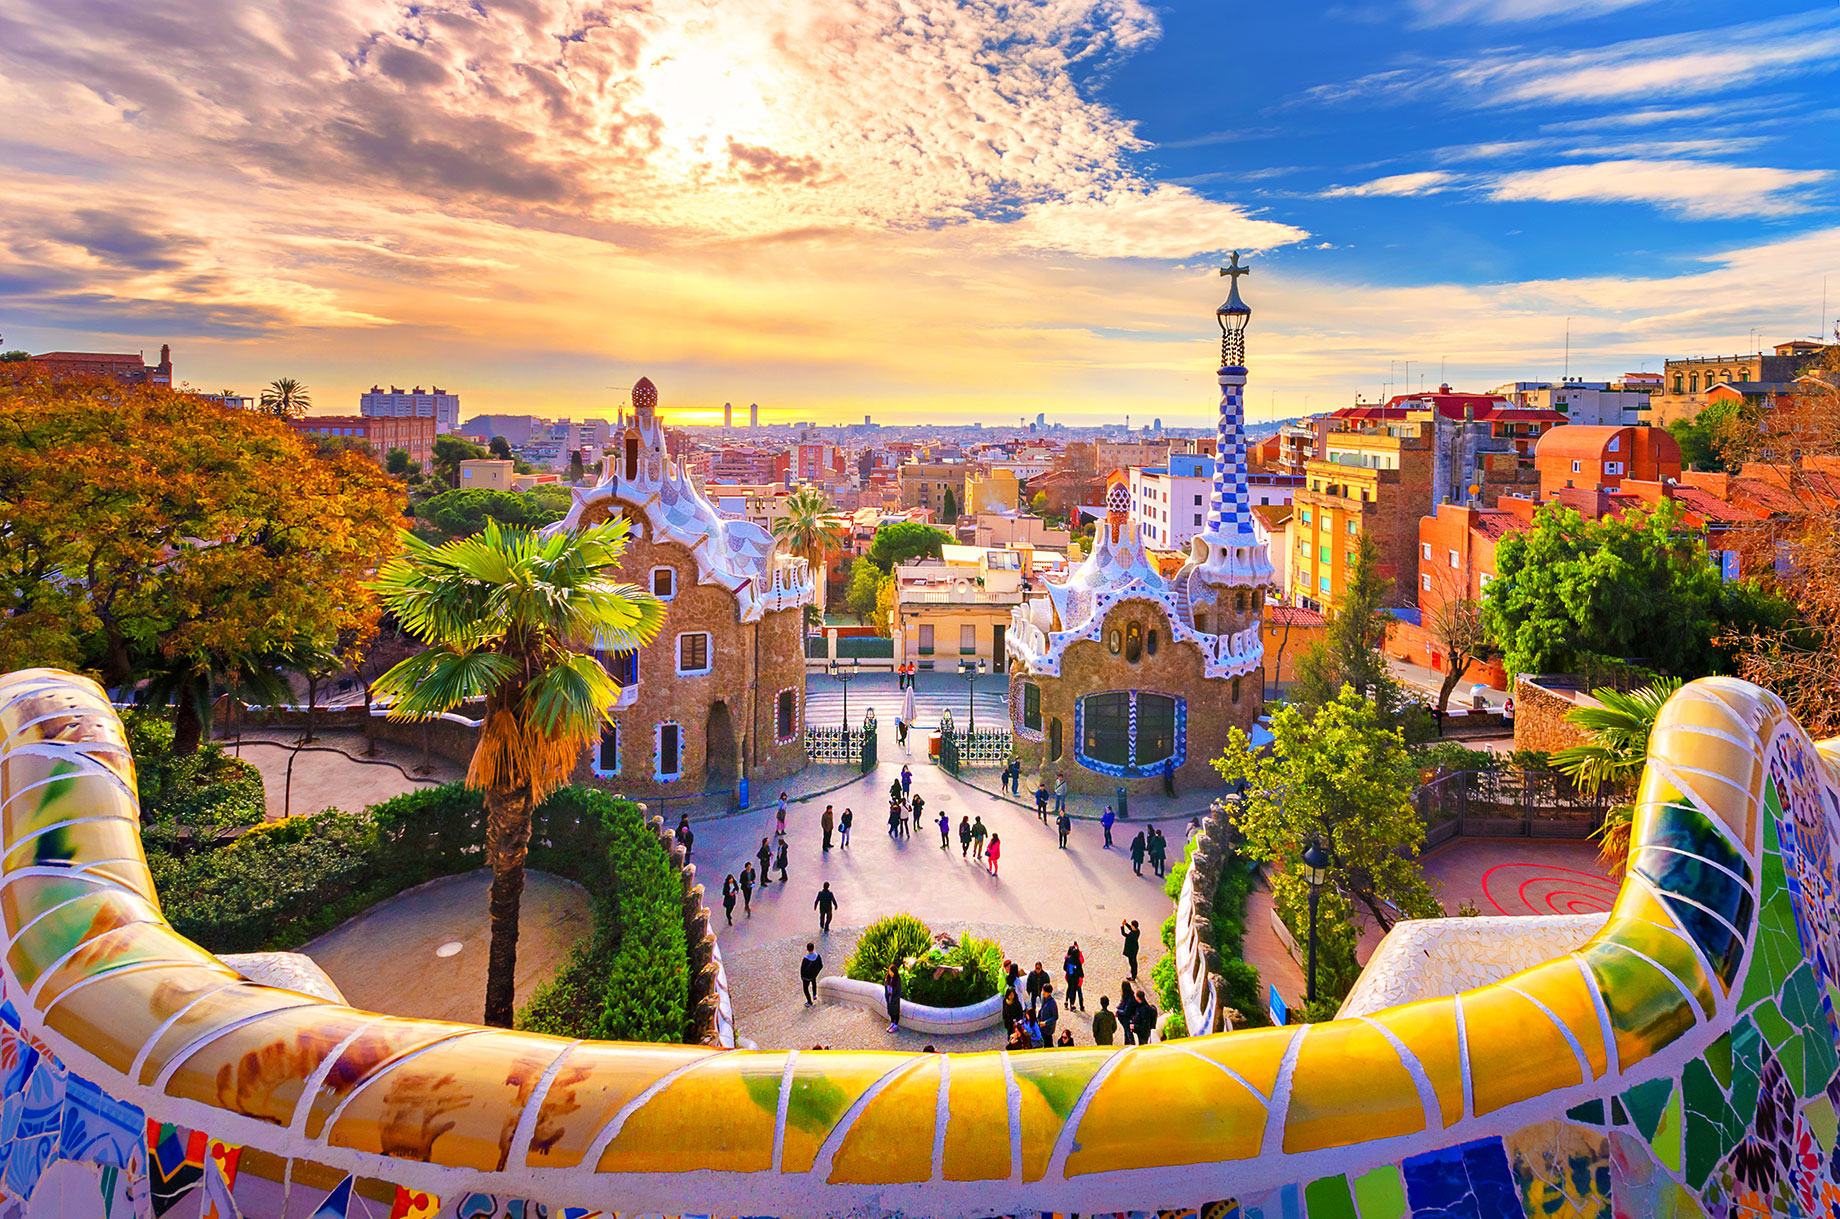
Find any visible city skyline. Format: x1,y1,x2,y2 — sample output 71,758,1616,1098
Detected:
0,0,1834,424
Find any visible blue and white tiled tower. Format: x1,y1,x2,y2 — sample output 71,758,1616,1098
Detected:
1186,252,1275,590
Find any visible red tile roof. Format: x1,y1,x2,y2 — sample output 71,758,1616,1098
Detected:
1469,510,1524,541
1268,605,1324,627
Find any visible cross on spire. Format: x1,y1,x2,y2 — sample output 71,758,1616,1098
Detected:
1219,250,1250,284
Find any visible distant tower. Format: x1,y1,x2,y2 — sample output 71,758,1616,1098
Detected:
1154,417,1162,432
724,401,732,428
749,402,759,428
1191,250,1272,584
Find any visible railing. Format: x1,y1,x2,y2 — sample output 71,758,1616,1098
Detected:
804,724,868,764
938,710,1011,774
1414,768,1612,848
898,589,1024,605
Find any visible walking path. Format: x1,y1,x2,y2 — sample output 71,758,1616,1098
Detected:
219,728,461,819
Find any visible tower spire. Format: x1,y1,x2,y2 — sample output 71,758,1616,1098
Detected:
1204,252,1256,541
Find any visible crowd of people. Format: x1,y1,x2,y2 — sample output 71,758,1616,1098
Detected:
997,939,1160,1049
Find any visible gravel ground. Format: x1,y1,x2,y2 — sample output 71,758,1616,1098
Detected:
724,920,1167,1051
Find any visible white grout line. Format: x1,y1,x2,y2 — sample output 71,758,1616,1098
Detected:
1355,1016,1442,1134
930,1051,951,1181
1573,954,1620,1081
506,1040,582,1171
1042,1049,1127,1183
287,1015,390,1136
1259,1025,1307,1155
772,1050,798,1173
810,1057,918,1182
1499,982,1593,1086
579,1050,733,1169
1000,1051,1023,1183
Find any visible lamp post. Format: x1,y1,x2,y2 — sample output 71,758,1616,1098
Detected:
958,658,986,731
828,659,859,728
1302,836,1331,1005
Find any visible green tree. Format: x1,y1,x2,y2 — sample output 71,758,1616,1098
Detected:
370,518,666,1026
771,487,844,613
568,450,585,484
258,377,311,418
489,435,514,460
846,556,882,625
431,434,489,487
1552,678,1681,871
1482,501,1723,679
1290,534,1426,734
866,520,952,571
1030,492,1050,517
940,487,959,522
874,574,897,638
415,488,573,546
384,447,413,476
1422,565,1488,717
1667,399,1743,472
1214,686,1443,998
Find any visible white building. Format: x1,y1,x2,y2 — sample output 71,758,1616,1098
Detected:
1129,455,1297,551
1493,379,1644,427
361,385,461,433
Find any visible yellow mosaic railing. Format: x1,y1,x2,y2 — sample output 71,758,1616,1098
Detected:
0,668,1825,1215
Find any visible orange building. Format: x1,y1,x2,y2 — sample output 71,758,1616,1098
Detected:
1533,425,1680,495
290,414,436,467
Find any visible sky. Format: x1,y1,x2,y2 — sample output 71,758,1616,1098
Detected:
0,0,1835,427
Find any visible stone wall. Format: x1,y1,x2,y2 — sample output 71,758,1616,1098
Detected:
641,810,736,1047
1512,674,1598,755
1007,595,1261,797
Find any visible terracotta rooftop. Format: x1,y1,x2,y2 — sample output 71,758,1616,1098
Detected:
1268,605,1325,627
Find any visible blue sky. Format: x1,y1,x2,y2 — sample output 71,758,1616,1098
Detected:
0,0,1833,422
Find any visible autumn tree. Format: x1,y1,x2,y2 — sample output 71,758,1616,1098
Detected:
0,373,403,752
1717,340,1840,732
1214,685,1444,1001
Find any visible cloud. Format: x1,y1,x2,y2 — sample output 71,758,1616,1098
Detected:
994,185,1307,259
1309,10,1840,108
1320,171,1461,197
1488,159,1828,218
1404,0,1652,26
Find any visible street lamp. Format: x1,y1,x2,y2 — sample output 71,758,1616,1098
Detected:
1302,836,1331,1005
957,658,986,731
828,659,859,728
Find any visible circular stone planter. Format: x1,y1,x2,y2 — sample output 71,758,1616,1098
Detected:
815,976,1004,1035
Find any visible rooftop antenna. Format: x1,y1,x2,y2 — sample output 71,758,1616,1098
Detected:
1564,317,1571,381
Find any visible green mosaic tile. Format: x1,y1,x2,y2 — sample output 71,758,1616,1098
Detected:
1568,1099,1606,1126
1651,1084,1683,1175
1739,889,1803,1011
1682,1058,1739,1187
1351,1164,1406,1219
1764,779,1784,836
1730,1018,1764,1117
1801,1025,1837,1099
1707,1033,1733,1089
1779,1033,1808,1103
1782,962,1825,1029
1751,999,1794,1049
1622,1077,1674,1142
1804,1094,1838,1152
1303,1173,1357,1219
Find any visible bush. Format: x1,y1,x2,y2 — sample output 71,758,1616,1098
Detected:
903,934,1002,1008
1410,741,1502,776
136,741,266,833
1161,833,1267,1032
845,914,932,983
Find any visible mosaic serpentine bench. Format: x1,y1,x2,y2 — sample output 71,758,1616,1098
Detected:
814,976,1005,1036
2,667,1840,1218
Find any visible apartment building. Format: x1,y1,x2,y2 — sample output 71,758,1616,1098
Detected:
889,546,1028,673
360,385,461,433
1494,379,1647,427
1534,425,1681,494
291,414,436,467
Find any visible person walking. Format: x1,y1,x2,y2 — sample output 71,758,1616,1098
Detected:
1091,995,1118,1045
757,837,773,886
1149,827,1167,878
936,810,951,849
889,778,905,809
721,874,738,926
1002,986,1025,1033
900,764,913,803
985,833,1001,877
839,807,853,848
1121,919,1141,981
776,792,789,837
970,816,988,858
774,836,789,883
884,964,903,1033
1129,830,1146,876
1117,981,1139,1045
675,814,693,857
814,882,838,932
800,942,823,1006
1130,987,1157,1045
739,863,756,916
1162,755,1175,798
1026,961,1049,1014
958,815,972,858
1503,695,1515,727
820,805,835,852
910,791,926,834
1053,772,1068,815
1063,943,1085,1012
1186,816,1202,842
1056,809,1072,849
894,717,907,747
1101,805,1115,848
1033,779,1050,819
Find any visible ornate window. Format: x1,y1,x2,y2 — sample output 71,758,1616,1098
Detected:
655,722,683,780
1074,691,1185,777
1048,717,1064,761
1107,628,1122,655
1124,621,1143,663
676,632,712,675
651,567,676,599
776,689,798,742
1195,609,1208,633
592,721,620,777
1232,676,1242,704
1146,629,1158,657
1021,682,1042,732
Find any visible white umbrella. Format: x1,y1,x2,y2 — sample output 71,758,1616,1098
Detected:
901,686,917,728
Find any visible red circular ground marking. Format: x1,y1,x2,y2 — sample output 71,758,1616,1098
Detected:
1480,863,1621,916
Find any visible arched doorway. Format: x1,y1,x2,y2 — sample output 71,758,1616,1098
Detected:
705,701,739,793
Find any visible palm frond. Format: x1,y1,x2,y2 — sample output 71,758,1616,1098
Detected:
523,652,620,738
372,648,517,719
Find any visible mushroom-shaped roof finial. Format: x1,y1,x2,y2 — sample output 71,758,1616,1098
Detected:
632,377,658,411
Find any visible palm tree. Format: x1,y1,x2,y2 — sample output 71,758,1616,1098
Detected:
369,518,664,1027
1552,677,1682,871
259,378,311,418
772,486,844,614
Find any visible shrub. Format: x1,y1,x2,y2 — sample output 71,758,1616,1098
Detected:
136,743,266,833
1161,833,1267,1032
1410,741,1501,775
903,933,1002,1008
845,914,932,983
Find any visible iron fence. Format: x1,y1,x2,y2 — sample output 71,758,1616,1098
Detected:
1414,768,1612,847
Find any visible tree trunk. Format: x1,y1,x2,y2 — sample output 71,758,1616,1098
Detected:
303,675,319,744
1436,657,1465,715
482,785,535,1028
362,681,378,756
173,696,203,756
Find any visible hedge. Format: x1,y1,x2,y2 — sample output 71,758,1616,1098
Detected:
145,781,692,1043
1153,833,1266,1038
128,715,266,834
843,914,1001,1007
